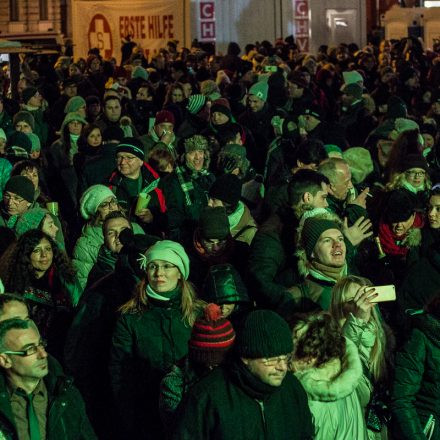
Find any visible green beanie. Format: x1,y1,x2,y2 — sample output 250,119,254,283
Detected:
64,96,86,114
61,112,87,132
249,81,268,102
26,133,41,153
301,217,342,259
235,310,293,359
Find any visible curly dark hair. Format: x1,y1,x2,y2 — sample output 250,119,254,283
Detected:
293,312,346,368
0,229,76,293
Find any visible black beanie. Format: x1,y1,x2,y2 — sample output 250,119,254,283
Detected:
116,137,145,160
301,217,342,259
384,190,416,223
6,132,33,156
4,176,35,203
21,86,38,104
199,207,230,240
209,174,242,207
399,153,428,173
235,310,293,359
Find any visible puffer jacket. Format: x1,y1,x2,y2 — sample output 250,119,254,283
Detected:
0,356,96,440
294,338,368,440
391,313,440,440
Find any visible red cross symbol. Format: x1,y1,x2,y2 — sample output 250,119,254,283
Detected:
88,14,113,59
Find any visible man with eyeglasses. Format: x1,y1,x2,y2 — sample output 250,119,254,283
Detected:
1,176,35,228
107,137,166,235
173,310,313,439
0,318,96,439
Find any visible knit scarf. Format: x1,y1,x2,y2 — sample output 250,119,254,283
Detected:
229,359,280,401
175,165,209,207
378,213,424,257
309,260,347,282
228,201,244,230
146,283,180,301
69,134,80,162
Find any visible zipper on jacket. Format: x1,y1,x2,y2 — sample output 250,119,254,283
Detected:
256,400,268,439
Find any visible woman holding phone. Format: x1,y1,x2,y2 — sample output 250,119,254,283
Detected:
331,275,393,440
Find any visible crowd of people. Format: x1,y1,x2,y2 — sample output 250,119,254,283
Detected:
0,33,439,438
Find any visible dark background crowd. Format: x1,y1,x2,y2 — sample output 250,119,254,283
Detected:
0,33,439,439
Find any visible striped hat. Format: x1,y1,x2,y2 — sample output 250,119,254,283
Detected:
187,94,206,114
189,303,235,366
116,137,145,160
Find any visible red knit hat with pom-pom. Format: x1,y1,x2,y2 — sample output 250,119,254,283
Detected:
189,303,235,367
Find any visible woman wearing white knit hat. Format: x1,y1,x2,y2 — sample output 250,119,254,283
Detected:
72,184,144,289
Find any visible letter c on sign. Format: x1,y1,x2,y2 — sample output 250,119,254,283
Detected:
296,1,308,17
201,2,214,19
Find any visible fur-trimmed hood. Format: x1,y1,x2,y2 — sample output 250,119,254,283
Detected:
294,338,362,402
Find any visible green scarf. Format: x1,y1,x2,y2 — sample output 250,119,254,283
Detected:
402,180,425,194
228,201,244,230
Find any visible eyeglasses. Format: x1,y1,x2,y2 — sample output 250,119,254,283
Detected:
2,340,47,357
259,354,292,367
146,263,178,272
405,170,426,178
117,155,138,163
99,198,118,210
3,193,27,204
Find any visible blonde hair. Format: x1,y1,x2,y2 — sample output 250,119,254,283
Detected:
385,170,431,192
330,275,387,382
119,277,205,326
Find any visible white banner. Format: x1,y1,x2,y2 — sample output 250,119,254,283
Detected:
71,0,183,63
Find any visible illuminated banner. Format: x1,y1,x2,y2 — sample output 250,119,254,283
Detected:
294,0,309,52
72,0,183,62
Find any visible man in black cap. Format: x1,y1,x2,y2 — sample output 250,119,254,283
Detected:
189,206,250,286
173,309,313,439
20,86,49,148
107,137,166,234
208,174,257,245
50,78,79,130
0,176,35,228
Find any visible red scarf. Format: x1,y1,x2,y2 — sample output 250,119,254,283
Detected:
378,212,424,257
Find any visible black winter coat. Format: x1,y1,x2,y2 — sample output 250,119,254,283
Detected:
109,294,193,439
0,356,96,440
391,314,440,440
173,361,314,440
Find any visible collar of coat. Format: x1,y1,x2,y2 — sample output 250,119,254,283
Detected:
294,338,362,402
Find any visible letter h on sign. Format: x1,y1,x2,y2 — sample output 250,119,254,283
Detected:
200,1,215,41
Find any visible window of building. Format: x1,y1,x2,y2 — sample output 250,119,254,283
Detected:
9,0,19,22
39,0,48,20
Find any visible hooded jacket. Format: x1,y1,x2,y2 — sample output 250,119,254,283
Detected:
295,338,367,440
